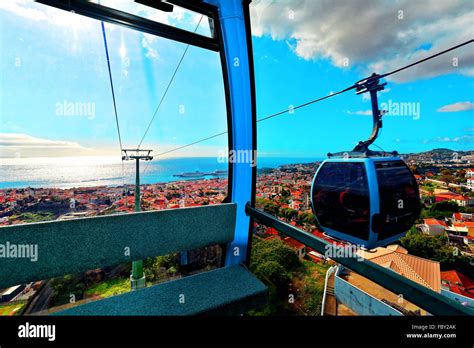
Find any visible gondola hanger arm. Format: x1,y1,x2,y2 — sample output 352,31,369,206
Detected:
353,73,387,154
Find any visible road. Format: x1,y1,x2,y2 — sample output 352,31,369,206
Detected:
23,281,53,315
425,178,473,191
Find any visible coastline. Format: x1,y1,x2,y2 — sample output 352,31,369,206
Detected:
0,157,320,190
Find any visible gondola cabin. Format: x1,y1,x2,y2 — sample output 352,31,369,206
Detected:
311,156,421,249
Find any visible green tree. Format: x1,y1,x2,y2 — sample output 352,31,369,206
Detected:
298,212,316,225
50,273,86,306
143,254,179,282
250,237,301,273
428,200,461,219
249,237,302,315
263,201,280,216
281,208,297,221
440,168,453,176
440,174,455,188
253,261,291,290
401,229,473,277
400,230,455,264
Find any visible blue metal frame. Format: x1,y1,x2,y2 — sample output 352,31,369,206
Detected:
311,157,409,249
205,0,256,266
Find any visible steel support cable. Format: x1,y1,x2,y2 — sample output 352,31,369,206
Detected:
137,15,205,149
139,15,205,179
149,39,473,158
101,21,126,186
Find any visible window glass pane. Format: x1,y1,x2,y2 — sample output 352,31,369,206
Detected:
0,0,227,315
312,162,370,240
0,0,228,205
374,160,420,239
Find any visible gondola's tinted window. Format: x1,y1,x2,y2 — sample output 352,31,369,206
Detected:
374,160,420,239
312,162,370,240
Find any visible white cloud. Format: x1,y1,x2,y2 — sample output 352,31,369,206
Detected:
0,0,93,29
437,101,474,112
251,0,474,82
0,0,46,21
141,36,160,60
424,135,474,143
0,133,82,148
0,133,224,159
0,133,97,158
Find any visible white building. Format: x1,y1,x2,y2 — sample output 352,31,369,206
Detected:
420,219,448,236
467,178,474,189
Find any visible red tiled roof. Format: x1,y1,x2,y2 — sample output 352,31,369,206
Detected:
424,218,447,227
265,235,282,241
386,244,408,254
307,252,323,263
360,247,441,292
265,227,279,236
436,193,469,201
441,270,474,299
441,270,462,285
283,237,305,250
443,271,474,289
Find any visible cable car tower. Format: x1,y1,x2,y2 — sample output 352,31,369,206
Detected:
122,148,153,289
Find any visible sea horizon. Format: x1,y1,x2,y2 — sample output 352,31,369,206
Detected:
0,156,323,190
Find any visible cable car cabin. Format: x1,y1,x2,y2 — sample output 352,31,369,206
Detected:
311,157,421,249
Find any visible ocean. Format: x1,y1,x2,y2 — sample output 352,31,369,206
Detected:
0,156,321,189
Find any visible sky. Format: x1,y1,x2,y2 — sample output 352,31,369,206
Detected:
0,0,473,159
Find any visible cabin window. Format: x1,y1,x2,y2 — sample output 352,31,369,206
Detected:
0,1,229,211
374,160,420,239
312,162,370,240
0,0,229,314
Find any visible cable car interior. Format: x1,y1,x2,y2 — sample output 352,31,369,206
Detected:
0,0,472,317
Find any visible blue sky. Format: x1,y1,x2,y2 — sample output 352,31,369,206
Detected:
254,36,474,156
0,0,473,159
